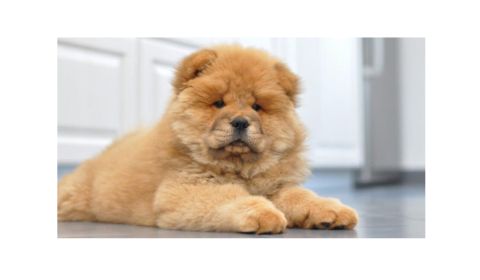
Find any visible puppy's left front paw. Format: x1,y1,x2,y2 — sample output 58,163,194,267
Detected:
292,198,359,230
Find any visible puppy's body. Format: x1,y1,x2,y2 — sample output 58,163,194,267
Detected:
58,45,358,233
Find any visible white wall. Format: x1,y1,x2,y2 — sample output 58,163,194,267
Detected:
399,38,425,170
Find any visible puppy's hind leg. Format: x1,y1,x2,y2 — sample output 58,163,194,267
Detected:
57,164,95,222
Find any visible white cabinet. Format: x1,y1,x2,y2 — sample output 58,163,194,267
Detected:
139,40,196,125
57,38,138,164
57,38,364,168
294,39,364,168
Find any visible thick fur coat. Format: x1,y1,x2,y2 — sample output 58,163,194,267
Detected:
58,45,358,233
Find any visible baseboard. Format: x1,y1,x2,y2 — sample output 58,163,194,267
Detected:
401,171,425,184
355,170,425,186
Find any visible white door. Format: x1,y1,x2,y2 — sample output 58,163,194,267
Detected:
139,39,198,125
57,38,138,164
294,38,364,168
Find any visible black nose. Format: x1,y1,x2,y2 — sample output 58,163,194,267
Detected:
230,117,249,131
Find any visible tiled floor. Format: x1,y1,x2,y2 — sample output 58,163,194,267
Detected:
57,169,425,238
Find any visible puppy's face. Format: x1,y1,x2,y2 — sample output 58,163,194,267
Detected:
169,45,303,165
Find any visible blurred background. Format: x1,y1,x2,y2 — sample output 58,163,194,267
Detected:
57,38,425,237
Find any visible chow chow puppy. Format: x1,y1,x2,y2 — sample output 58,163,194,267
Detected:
58,45,358,234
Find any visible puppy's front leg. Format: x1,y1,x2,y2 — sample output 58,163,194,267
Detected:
269,186,358,229
154,182,287,234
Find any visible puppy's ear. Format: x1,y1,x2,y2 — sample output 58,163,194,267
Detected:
275,62,300,105
172,49,217,94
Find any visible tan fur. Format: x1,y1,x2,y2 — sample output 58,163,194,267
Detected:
58,45,358,233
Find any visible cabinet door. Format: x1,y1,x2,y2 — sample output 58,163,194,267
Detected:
57,38,137,164
294,39,364,168
138,39,198,125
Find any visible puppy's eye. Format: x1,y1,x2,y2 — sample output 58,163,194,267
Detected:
252,103,262,111
213,100,225,108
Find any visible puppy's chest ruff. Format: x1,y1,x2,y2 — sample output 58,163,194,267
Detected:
215,172,282,195
181,169,279,195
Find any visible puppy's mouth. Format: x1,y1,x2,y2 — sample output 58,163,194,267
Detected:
205,127,264,157
223,139,252,154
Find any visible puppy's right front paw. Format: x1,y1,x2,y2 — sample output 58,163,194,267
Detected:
231,197,287,234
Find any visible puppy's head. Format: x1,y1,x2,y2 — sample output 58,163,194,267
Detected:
169,45,304,166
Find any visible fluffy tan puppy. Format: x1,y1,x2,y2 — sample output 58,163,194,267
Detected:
58,45,358,234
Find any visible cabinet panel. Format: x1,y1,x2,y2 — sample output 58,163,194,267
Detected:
151,63,175,117
295,38,364,168
139,39,198,125
58,43,122,132
57,38,137,164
